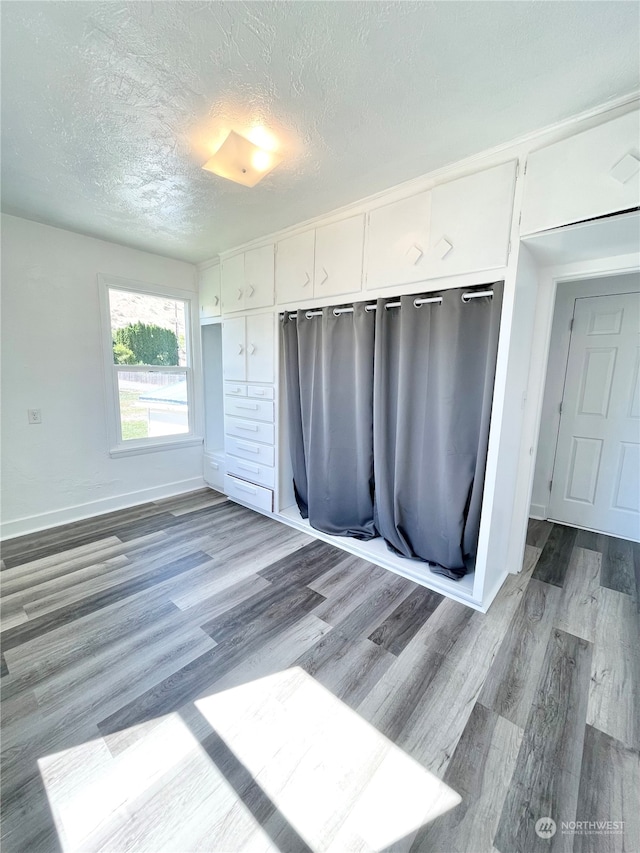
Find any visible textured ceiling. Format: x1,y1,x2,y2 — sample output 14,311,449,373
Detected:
2,2,639,263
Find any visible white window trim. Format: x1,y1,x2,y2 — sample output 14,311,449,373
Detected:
98,273,203,458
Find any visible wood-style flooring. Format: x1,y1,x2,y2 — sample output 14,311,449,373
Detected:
1,491,639,853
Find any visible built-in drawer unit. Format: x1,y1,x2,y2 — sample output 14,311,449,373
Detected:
226,456,275,489
224,416,275,445
226,435,276,466
225,398,274,423
225,474,273,512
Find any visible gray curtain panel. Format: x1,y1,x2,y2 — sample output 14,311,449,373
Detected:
294,303,377,539
373,285,503,578
281,312,309,517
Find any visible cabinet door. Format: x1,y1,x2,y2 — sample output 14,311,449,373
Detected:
199,263,221,320
521,110,640,234
221,253,245,314
222,318,246,381
425,162,516,278
365,192,431,290
276,231,315,304
246,313,275,384
314,214,365,299
244,245,274,310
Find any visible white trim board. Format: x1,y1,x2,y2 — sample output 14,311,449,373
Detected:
0,477,206,541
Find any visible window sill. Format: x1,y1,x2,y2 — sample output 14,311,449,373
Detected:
109,436,204,459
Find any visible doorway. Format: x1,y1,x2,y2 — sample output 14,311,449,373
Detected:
532,273,640,541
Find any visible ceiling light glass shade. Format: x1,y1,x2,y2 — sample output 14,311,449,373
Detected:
202,130,283,187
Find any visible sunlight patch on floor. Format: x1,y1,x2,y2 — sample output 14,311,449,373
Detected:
196,667,462,851
38,713,270,852
38,667,461,852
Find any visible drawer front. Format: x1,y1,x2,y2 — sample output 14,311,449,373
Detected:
521,110,640,234
225,398,274,422
203,453,225,490
224,416,275,445
224,382,247,397
226,435,275,466
247,384,275,400
225,474,273,513
226,456,275,489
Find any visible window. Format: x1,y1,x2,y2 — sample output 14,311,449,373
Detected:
99,275,201,456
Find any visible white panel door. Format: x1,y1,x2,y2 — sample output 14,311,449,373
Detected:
244,245,274,310
314,214,365,299
365,191,431,290
549,291,640,540
221,317,246,381
246,313,275,384
276,230,315,304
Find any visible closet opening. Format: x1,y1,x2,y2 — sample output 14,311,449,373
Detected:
277,283,505,607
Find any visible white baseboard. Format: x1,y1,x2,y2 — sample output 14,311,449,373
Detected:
530,504,547,520
0,477,207,541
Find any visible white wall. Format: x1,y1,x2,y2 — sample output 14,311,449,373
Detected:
530,271,640,518
1,214,204,538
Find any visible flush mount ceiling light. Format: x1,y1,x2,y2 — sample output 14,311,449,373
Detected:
202,130,283,187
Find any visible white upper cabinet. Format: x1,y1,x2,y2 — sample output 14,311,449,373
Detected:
221,253,245,314
276,230,315,304
221,313,274,383
198,262,221,322
314,214,365,299
425,161,517,278
365,191,431,289
244,245,275,310
221,245,274,314
521,110,640,235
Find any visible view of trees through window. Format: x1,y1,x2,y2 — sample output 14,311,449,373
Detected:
108,288,190,441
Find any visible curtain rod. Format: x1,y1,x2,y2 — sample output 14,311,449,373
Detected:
281,289,494,319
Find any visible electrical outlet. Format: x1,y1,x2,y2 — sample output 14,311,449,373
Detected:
28,409,42,424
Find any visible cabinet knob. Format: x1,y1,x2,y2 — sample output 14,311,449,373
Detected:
303,272,310,287
238,344,244,355
237,288,243,301
248,343,256,355
405,244,423,265
247,284,255,298
610,152,640,184
434,237,453,259
214,295,219,306
319,267,329,286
